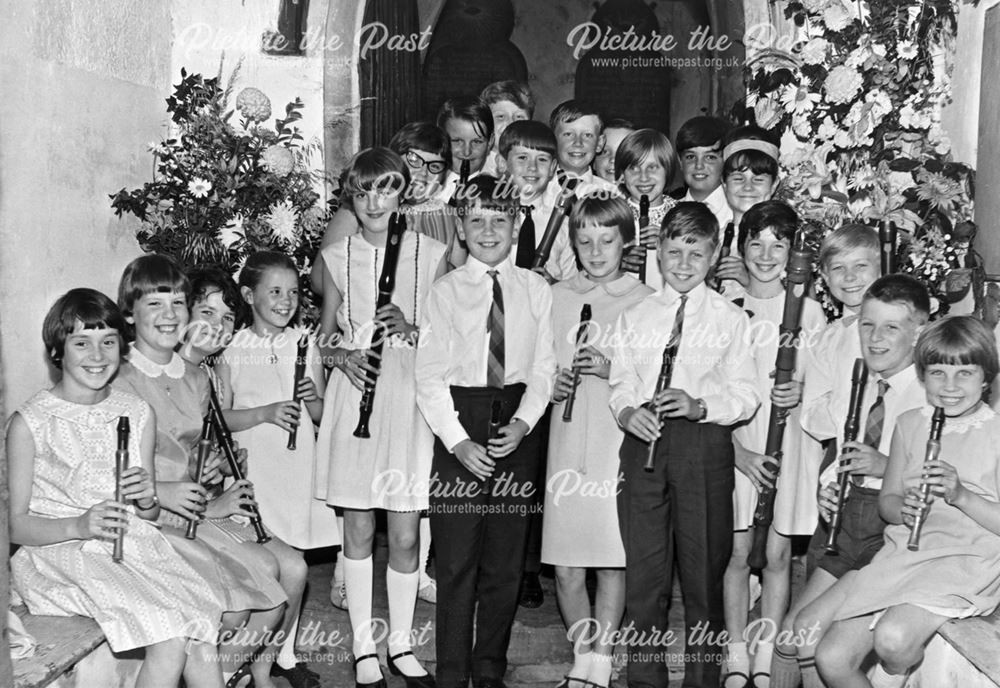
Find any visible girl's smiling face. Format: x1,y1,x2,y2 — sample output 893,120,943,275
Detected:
723,169,777,214
60,323,121,397
622,152,668,206
129,289,189,362
922,363,986,417
744,228,790,285
574,222,626,284
187,289,237,356
444,118,492,174
242,267,299,335
354,186,402,235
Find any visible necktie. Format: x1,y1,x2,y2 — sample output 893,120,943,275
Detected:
663,295,687,367
856,379,889,485
486,270,505,388
515,205,536,268
556,169,580,195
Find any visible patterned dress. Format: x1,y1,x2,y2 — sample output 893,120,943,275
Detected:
10,389,224,651
626,195,676,290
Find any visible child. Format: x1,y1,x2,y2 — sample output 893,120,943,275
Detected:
609,202,760,688
543,196,654,688
814,316,1000,688
437,96,494,203
9,288,225,688
186,264,329,688
672,116,733,230
113,254,288,688
592,118,635,184
548,100,619,197
316,147,449,688
480,80,534,177
720,201,826,688
496,119,576,280
614,128,679,289
779,274,931,688
415,175,556,688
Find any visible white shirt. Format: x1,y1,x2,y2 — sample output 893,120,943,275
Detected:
416,254,557,451
682,184,733,234
516,180,577,281
608,281,760,426
816,364,925,490
801,316,862,442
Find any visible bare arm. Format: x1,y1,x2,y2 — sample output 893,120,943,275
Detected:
310,207,361,294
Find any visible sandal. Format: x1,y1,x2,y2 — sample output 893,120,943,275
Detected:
721,670,751,688
225,661,254,688
750,671,770,688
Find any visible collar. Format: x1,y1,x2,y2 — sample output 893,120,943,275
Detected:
567,272,646,297
920,402,995,436
464,253,514,280
128,345,186,379
877,364,917,393
683,184,727,213
40,388,134,425
655,280,708,311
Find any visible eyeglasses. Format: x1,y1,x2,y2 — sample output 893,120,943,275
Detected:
404,151,448,175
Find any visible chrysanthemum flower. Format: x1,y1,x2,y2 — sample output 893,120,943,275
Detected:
824,65,863,104
266,199,300,243
236,87,272,124
262,145,295,177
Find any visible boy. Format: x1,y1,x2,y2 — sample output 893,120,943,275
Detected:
497,120,577,282
609,202,760,688
592,117,636,183
437,96,494,203
416,175,556,688
480,80,534,177
672,116,733,231
548,100,619,199
776,274,931,688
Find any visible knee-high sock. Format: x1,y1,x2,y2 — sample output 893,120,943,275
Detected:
869,664,907,688
387,567,426,676
344,555,380,683
799,657,823,688
418,517,433,585
753,640,774,687
770,647,800,688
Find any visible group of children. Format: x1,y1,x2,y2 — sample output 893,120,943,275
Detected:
10,78,1000,688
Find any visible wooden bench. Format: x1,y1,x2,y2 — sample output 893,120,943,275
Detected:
932,612,1000,687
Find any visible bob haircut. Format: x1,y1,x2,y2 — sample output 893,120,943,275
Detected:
915,315,999,387
660,201,719,247
568,194,636,244
480,80,535,118
44,288,130,369
722,124,779,178
454,174,520,217
340,147,410,211
738,200,799,250
118,254,190,319
614,128,678,184
436,96,494,142
498,120,557,158
818,223,879,271
389,121,451,166
188,266,246,328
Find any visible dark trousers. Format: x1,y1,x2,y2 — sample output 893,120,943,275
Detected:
522,406,551,575
618,418,734,688
430,384,541,688
810,484,886,578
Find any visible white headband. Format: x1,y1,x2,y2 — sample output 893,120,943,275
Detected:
723,139,779,162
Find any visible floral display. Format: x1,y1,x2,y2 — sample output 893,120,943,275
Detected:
741,0,982,316
110,67,330,319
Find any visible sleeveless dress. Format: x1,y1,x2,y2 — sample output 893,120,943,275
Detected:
114,350,287,612
732,293,827,534
541,273,654,567
834,405,1000,621
315,230,447,512
222,328,339,549
9,389,224,651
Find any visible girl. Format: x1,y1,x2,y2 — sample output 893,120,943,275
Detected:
614,128,678,289
720,202,826,688
544,196,654,688
9,289,225,688
113,254,287,688
815,315,1000,688
436,96,494,202
182,267,322,688
316,147,448,688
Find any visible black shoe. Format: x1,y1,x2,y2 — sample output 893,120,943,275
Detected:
475,679,508,688
388,651,437,688
518,572,543,608
271,661,322,688
354,653,387,688
226,661,254,688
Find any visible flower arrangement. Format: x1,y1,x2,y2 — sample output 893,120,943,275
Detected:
110,67,330,318
741,0,982,315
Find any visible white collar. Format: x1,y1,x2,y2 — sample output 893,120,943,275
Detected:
128,345,186,379
921,403,995,436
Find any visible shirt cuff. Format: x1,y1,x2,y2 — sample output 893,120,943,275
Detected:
440,421,471,454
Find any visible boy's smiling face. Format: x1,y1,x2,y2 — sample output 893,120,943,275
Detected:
555,115,604,175
489,99,529,146
658,235,717,294
859,298,923,377
680,144,724,199
445,118,492,174
458,202,517,267
744,228,789,285
501,144,557,201
821,246,880,310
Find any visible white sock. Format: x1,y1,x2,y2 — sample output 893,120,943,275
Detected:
869,663,908,688
386,567,426,677
276,615,300,670
569,649,592,679
418,517,433,587
344,555,380,684
725,641,750,687
753,641,774,687
587,652,613,687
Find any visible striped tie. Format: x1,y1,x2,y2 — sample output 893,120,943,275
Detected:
486,269,505,388
855,379,889,485
664,294,687,362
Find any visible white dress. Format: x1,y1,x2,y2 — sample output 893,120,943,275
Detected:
732,293,827,534
223,328,340,549
315,230,447,511
10,389,224,651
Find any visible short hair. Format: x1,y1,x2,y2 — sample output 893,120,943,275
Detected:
722,124,779,178
44,288,129,369
498,120,557,158
480,80,535,118
389,121,450,166
549,99,603,132
739,200,799,250
454,174,520,217
603,117,636,132
436,96,494,142
862,273,931,324
238,251,298,293
188,266,246,328
914,315,1000,386
341,147,410,210
660,201,719,246
614,128,678,184
676,116,732,154
568,195,636,244
118,254,190,319
819,223,880,270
